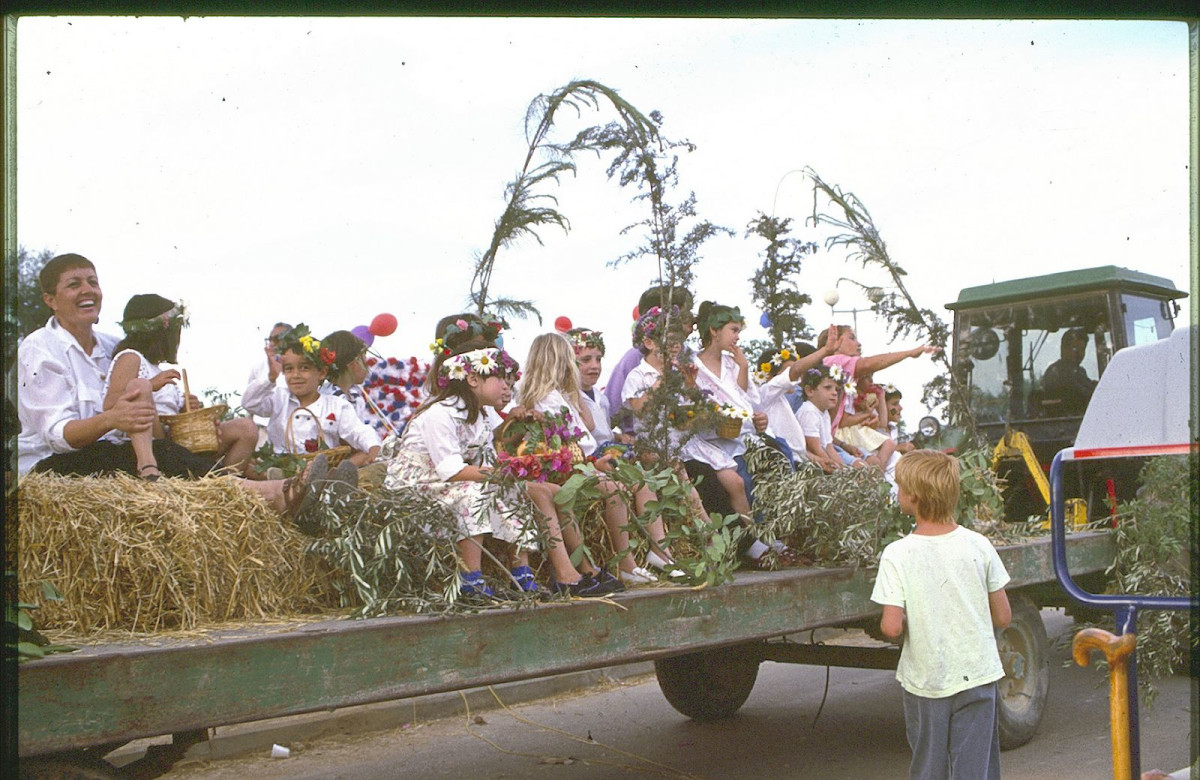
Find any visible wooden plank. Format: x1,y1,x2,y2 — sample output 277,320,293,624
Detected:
17,532,1113,756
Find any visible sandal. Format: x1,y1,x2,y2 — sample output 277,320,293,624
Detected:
138,464,161,482
283,455,327,520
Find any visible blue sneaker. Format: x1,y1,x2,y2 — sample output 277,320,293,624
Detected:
509,565,541,594
459,570,495,600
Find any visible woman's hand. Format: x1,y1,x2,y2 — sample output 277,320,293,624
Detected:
822,324,839,354
187,394,204,410
910,344,940,358
593,454,617,473
751,411,768,434
109,386,157,435
265,345,283,382
730,343,749,369
150,369,180,392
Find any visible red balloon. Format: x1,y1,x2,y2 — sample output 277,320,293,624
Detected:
632,305,639,321
369,313,398,337
554,315,573,333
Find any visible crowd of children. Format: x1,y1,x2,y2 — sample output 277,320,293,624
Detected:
17,254,943,596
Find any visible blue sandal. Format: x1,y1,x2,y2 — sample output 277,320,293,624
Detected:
459,570,496,600
509,565,541,595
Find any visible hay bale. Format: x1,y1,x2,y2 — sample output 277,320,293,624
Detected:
17,472,342,637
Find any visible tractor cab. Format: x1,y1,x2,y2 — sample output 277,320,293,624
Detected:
942,266,1186,519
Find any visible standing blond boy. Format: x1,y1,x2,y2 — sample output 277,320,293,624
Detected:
870,450,1013,780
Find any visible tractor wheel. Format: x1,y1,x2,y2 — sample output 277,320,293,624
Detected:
654,644,761,721
996,595,1050,749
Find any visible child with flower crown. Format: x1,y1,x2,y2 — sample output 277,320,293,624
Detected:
242,324,381,467
387,325,620,599
519,331,663,585
102,293,259,479
797,364,857,473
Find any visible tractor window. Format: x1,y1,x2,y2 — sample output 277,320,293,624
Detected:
1121,294,1174,346
957,294,1113,423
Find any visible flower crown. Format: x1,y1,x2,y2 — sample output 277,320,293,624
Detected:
430,317,505,356
633,305,683,346
754,344,799,382
281,323,337,368
120,302,189,335
437,347,519,389
569,329,605,355
883,383,900,397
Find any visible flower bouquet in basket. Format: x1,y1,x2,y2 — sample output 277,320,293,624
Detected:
712,403,751,439
493,406,586,484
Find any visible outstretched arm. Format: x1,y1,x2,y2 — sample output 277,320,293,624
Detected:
855,345,939,377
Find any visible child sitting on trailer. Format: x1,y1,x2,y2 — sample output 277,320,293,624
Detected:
871,450,1012,780
242,324,381,468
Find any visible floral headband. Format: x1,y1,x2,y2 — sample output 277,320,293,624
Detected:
883,383,901,398
437,347,520,389
281,323,337,368
633,305,683,346
702,305,743,335
120,302,189,335
754,344,799,382
569,329,605,355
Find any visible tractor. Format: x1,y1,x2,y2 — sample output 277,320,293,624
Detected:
916,266,1187,522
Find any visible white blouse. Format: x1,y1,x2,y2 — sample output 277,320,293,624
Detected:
581,388,614,445
242,376,381,456
399,398,494,480
16,318,121,476
755,370,809,457
691,351,759,458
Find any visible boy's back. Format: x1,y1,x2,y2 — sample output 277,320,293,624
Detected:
872,525,1010,698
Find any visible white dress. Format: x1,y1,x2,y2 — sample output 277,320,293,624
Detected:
383,398,527,544
755,371,810,460
581,388,615,445
690,352,759,470
527,388,597,457
100,349,185,444
621,359,734,469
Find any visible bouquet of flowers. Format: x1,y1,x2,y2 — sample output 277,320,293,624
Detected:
363,356,430,435
493,406,586,484
712,402,751,439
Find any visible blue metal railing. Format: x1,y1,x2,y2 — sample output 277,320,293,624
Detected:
1049,448,1197,780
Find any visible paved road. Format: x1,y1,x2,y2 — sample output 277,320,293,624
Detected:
165,610,1193,779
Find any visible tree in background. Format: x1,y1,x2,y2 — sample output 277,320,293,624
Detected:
746,212,818,350
13,246,55,340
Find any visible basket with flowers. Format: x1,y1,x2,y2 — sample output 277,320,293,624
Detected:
712,403,752,439
493,406,587,484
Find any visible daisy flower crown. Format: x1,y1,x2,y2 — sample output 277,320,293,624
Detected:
437,347,519,389
633,305,683,346
119,302,189,335
569,329,605,355
430,317,506,356
755,344,799,383
281,323,337,367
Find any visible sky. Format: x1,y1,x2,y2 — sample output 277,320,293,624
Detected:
12,17,1194,428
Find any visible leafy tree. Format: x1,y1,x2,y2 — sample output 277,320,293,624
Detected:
746,212,818,350
13,246,54,340
469,80,661,323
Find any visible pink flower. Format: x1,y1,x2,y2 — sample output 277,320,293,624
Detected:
455,319,468,330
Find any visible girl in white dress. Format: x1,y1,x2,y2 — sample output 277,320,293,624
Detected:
242,324,382,468
518,332,657,585
102,294,259,479
387,335,618,599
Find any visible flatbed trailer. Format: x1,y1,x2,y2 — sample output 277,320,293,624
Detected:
18,531,1114,769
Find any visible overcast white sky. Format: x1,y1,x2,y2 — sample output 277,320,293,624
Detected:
13,17,1193,426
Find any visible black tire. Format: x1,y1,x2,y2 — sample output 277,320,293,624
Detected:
654,644,761,721
996,595,1050,749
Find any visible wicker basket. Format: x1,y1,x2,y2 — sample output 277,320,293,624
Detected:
286,407,353,467
716,416,743,439
161,404,227,454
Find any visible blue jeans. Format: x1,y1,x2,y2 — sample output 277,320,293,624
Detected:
902,682,1001,780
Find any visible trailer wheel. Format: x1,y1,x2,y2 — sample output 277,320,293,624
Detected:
996,596,1050,749
654,644,761,721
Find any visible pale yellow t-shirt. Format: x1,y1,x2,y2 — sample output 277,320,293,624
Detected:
870,525,1010,698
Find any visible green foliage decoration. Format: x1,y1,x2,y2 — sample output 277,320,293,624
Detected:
4,573,76,662
746,212,818,349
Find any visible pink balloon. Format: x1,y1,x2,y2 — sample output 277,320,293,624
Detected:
369,313,398,337
554,315,573,333
632,305,640,321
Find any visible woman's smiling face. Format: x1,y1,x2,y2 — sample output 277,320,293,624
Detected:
44,265,103,331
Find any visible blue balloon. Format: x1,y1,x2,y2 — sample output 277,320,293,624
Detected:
495,334,504,349
760,312,773,328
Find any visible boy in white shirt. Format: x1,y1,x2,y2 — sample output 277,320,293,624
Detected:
871,450,1012,780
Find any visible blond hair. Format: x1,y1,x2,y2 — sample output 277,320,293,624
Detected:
515,332,585,413
894,449,960,522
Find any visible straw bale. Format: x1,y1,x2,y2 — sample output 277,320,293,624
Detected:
17,472,343,637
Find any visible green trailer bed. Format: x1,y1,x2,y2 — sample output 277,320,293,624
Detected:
18,532,1114,759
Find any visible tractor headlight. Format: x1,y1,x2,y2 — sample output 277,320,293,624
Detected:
918,416,941,438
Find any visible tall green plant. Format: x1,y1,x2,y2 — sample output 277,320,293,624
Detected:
746,212,818,349
469,80,661,323
805,169,973,430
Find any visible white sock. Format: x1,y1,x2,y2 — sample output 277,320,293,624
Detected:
770,539,787,553
746,539,770,559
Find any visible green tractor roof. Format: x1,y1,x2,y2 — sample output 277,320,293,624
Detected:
946,265,1187,311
